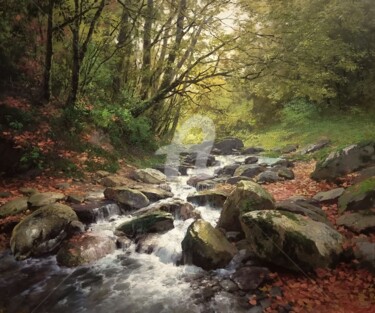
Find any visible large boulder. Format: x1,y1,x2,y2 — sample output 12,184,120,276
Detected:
216,164,241,176
56,233,116,267
240,210,344,271
133,199,200,220
0,198,28,218
116,210,174,238
213,138,244,155
187,189,230,208
313,188,345,203
337,210,375,233
133,168,167,184
10,203,78,260
100,175,126,187
132,185,173,203
217,181,275,232
311,142,375,181
256,171,281,184
276,197,330,225
28,192,65,208
104,187,149,210
187,174,216,187
181,219,237,270
338,178,375,214
71,201,121,224
234,164,264,178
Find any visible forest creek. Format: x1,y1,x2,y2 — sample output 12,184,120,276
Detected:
1,0,375,312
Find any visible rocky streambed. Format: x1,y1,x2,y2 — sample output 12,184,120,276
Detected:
0,139,375,313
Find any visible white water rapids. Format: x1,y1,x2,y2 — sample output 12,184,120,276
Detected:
0,155,279,313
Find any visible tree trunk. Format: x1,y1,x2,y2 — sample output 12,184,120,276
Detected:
42,0,54,102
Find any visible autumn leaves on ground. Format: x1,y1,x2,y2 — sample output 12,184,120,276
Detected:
1,158,374,312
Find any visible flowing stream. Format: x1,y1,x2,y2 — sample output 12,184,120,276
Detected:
0,155,279,313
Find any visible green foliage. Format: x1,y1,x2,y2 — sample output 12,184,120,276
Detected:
281,99,320,127
20,147,44,170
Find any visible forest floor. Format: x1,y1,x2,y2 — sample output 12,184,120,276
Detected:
0,160,374,313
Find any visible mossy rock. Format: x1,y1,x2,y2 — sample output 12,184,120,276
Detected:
28,192,66,208
116,210,174,237
10,203,78,260
217,181,275,232
240,210,343,271
0,198,28,218
181,219,237,270
338,178,375,214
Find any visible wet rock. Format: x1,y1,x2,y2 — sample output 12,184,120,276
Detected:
116,236,132,250
276,197,330,225
231,266,270,291
311,142,375,181
104,187,149,210
10,203,78,260
240,210,344,271
187,174,216,187
213,138,244,155
242,147,264,155
256,171,281,184
0,198,28,218
338,178,375,214
28,192,65,208
272,159,294,168
225,231,244,242
216,164,240,177
133,168,167,184
181,219,237,270
187,189,230,208
152,164,180,177
182,153,216,167
353,241,375,273
178,165,193,176
72,201,121,224
196,180,217,191
226,176,253,185
218,181,275,232
337,210,375,233
300,139,331,155
313,188,345,202
116,210,174,238
219,279,239,292
234,164,265,179
57,234,116,267
245,156,259,165
132,185,173,203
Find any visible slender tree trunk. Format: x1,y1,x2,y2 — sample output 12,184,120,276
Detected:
42,0,54,102
140,0,154,100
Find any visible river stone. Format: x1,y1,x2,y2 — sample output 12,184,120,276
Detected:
132,185,173,203
300,139,331,155
100,175,126,187
181,219,237,270
276,167,295,180
0,197,28,218
213,138,244,155
353,241,375,273
104,187,149,210
67,193,85,204
133,199,199,220
311,142,375,181
28,192,65,208
242,147,265,155
187,189,230,208
57,234,116,267
240,210,344,271
313,188,345,202
216,164,240,177
116,210,174,238
338,178,375,214
231,266,270,291
256,171,281,184
196,180,217,191
10,203,78,260
226,176,253,185
187,174,216,187
272,159,294,168
72,201,121,224
19,187,38,196
234,164,264,178
133,168,167,184
245,156,259,165
275,198,330,225
217,181,275,232
336,210,375,233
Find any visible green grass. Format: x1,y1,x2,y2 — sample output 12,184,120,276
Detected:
240,109,375,159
